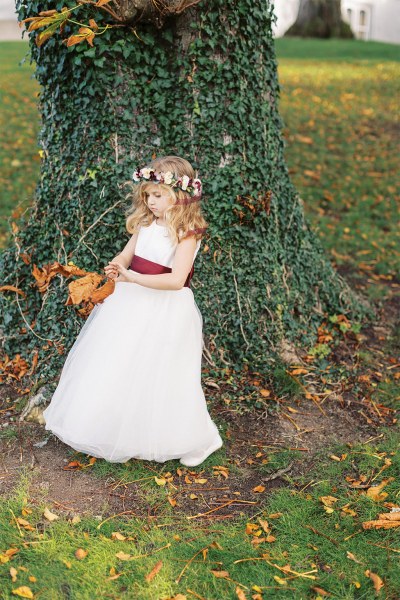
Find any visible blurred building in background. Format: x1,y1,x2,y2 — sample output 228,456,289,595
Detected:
0,0,399,43
0,0,19,40
272,0,400,44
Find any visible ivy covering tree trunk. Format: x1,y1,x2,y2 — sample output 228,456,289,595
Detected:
285,0,354,39
1,0,372,392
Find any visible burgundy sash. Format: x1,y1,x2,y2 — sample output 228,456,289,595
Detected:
129,255,194,288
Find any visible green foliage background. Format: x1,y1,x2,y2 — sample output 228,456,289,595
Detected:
0,0,374,388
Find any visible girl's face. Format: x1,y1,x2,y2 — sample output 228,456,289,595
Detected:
144,184,174,218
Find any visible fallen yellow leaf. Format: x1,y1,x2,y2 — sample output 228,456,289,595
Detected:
43,507,59,522
273,575,288,585
319,496,338,507
346,551,363,564
71,515,81,524
115,551,132,561
11,587,33,599
111,532,126,541
107,569,124,581
154,476,166,486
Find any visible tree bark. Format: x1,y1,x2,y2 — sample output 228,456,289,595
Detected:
1,0,371,393
285,0,354,39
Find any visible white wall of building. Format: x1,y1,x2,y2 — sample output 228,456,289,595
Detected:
0,0,22,40
342,0,400,44
271,0,400,44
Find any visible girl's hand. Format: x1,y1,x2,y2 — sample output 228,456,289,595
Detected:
104,263,118,280
104,260,124,280
108,261,133,283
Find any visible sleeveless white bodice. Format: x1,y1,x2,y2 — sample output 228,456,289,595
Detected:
135,220,201,268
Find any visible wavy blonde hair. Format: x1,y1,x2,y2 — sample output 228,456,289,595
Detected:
122,155,208,245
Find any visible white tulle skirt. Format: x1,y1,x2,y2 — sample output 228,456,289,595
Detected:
43,281,222,463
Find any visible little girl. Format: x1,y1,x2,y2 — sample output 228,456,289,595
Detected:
42,155,223,467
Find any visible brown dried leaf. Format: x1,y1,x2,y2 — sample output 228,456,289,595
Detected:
366,478,394,502
16,518,34,531
253,484,265,493
87,280,110,300
0,285,26,297
235,586,247,599
68,273,104,304
365,569,384,595
311,586,331,596
211,570,229,578
145,560,163,582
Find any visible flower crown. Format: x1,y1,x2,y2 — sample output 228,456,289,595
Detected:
132,167,202,203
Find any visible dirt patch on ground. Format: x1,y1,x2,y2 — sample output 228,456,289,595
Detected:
0,412,287,521
0,390,388,522
0,277,398,521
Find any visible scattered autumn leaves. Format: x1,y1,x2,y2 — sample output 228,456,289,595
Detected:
19,0,117,48
2,445,398,599
0,255,114,384
0,254,114,315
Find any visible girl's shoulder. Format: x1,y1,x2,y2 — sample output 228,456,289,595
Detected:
178,227,204,244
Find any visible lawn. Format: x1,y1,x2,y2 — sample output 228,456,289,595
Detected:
0,37,399,599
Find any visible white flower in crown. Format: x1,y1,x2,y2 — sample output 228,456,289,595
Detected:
163,171,174,185
132,170,141,182
141,168,152,179
181,175,190,191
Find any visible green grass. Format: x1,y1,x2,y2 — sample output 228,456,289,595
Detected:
275,45,400,282
1,430,398,598
0,42,40,248
274,37,400,61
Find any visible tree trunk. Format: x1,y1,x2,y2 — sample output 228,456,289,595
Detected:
1,0,371,392
285,0,354,39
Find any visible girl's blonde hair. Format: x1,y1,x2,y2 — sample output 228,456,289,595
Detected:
123,155,208,245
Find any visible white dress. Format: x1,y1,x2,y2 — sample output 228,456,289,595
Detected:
43,219,222,463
